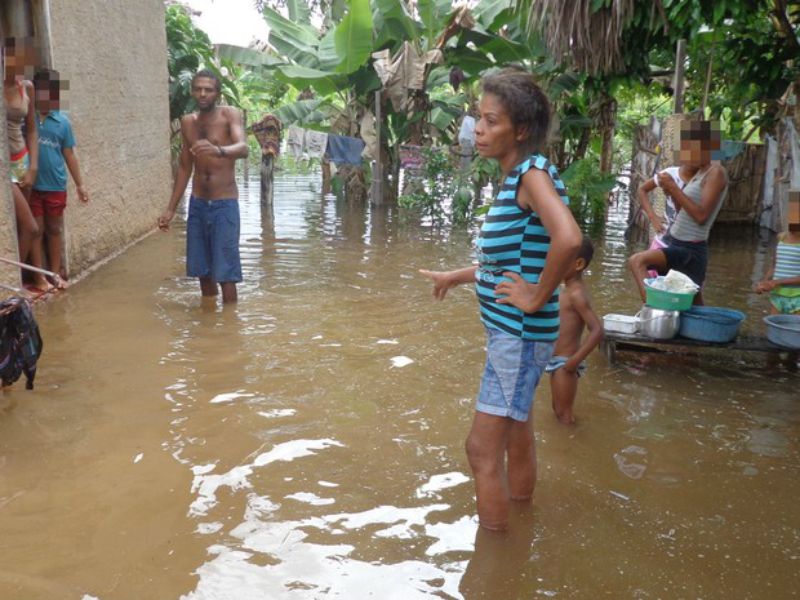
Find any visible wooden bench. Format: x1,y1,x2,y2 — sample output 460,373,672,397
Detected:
602,330,794,364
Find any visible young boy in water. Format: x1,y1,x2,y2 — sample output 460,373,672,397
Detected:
29,69,89,288
545,235,603,425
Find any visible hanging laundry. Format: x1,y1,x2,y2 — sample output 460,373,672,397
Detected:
458,115,476,152
326,135,365,166
286,125,304,160
360,110,378,161
398,145,425,170
304,130,329,160
372,42,443,112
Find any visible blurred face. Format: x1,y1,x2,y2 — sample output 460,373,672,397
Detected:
675,121,721,168
192,77,219,112
3,38,36,82
475,93,523,160
677,139,710,168
789,193,800,232
35,78,62,112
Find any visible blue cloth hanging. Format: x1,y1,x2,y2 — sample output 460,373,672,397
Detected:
326,135,365,166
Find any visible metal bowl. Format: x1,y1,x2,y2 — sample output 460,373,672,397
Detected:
638,305,681,339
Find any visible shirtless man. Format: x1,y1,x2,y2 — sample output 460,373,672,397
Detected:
158,69,248,303
544,235,603,425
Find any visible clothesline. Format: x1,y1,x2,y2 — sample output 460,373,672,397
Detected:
285,126,366,166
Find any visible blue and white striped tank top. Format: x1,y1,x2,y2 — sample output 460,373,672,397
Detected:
474,154,570,341
774,238,800,296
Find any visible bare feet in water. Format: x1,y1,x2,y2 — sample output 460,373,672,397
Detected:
29,276,55,294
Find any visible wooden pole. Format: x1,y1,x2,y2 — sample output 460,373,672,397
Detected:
0,256,62,280
372,90,383,205
700,49,714,115
243,109,249,180
260,154,273,205
673,39,687,113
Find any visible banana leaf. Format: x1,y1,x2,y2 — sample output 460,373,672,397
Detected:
334,0,374,74
471,0,515,30
417,0,453,47
262,7,320,68
285,0,311,24
275,98,334,126
216,44,282,69
274,64,347,96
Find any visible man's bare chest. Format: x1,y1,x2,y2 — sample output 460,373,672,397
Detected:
187,114,230,145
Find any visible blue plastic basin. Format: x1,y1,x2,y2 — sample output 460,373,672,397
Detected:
678,307,746,343
764,314,800,349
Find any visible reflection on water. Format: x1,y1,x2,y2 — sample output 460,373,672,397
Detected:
0,175,797,599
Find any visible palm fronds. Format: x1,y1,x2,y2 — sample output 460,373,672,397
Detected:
527,0,636,75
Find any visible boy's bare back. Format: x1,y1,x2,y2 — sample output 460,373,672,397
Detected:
553,279,594,357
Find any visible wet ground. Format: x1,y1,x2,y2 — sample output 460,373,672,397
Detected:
1,174,798,599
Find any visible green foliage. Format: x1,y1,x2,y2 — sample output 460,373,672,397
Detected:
333,0,374,73
560,155,616,224
398,148,460,225
683,9,799,136
451,186,473,224
165,5,239,122
398,149,503,225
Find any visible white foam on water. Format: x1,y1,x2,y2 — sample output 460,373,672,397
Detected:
285,492,336,506
210,390,256,404
390,356,414,368
415,472,470,498
257,409,296,418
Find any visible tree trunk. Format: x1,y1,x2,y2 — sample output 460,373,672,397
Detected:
598,93,617,174
260,154,274,205
574,127,591,162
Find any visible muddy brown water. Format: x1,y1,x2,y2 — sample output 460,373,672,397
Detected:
1,175,798,600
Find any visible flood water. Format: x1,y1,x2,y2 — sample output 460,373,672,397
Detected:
1,173,798,600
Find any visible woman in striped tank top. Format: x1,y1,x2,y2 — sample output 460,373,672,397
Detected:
420,69,582,530
754,193,800,314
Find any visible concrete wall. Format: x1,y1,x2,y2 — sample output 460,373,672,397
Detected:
0,90,20,294
46,0,172,275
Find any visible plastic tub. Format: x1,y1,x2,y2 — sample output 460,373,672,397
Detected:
678,306,745,343
644,278,696,311
603,314,639,334
764,314,800,349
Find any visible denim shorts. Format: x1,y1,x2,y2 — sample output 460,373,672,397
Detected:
186,197,242,283
476,327,554,422
545,356,588,378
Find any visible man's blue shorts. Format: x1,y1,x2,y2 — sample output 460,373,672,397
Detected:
186,196,242,284
476,327,554,422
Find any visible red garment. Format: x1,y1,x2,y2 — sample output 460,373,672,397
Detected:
29,189,67,218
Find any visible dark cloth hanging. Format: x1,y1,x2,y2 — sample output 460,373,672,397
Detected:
0,297,43,390
326,135,365,166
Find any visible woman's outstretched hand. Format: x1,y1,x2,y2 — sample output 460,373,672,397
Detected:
419,269,455,301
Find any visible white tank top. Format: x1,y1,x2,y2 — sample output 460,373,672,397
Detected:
669,165,728,242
